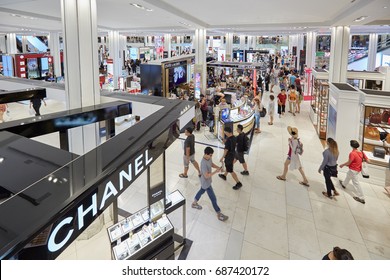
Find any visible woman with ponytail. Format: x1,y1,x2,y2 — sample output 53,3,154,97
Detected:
318,138,340,198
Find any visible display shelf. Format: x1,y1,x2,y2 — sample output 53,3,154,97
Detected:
359,92,390,167
316,82,329,140
111,215,174,260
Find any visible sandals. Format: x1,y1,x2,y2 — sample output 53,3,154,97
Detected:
322,191,333,199
333,191,340,196
276,176,286,181
299,181,310,187
192,203,202,210
218,213,228,222
179,173,188,178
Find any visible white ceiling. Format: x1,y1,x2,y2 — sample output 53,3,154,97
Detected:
0,0,389,35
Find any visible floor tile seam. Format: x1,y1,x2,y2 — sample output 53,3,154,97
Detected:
362,239,390,259
239,239,288,260
308,195,352,211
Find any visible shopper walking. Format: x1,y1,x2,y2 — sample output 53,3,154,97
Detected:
318,138,340,198
288,85,298,116
276,126,310,186
252,97,262,133
339,140,369,204
277,89,287,118
268,95,275,125
219,127,243,190
30,97,46,116
179,127,201,178
235,124,249,175
192,146,229,222
322,246,354,260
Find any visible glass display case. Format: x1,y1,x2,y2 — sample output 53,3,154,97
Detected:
360,104,390,167
109,210,174,260
316,82,329,140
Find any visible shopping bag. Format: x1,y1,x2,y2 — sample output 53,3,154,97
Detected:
361,161,369,179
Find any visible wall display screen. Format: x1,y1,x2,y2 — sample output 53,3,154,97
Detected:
168,65,187,88
40,57,49,76
221,108,230,121
27,58,39,79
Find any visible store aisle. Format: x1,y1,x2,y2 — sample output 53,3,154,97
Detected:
164,97,390,260
56,94,390,260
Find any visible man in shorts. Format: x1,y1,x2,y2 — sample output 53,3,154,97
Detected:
179,127,201,178
235,124,249,175
219,127,243,190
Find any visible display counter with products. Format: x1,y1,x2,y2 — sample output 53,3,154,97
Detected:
316,82,329,139
215,100,254,142
359,89,390,167
108,210,174,260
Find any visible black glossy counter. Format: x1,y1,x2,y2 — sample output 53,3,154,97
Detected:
0,96,191,259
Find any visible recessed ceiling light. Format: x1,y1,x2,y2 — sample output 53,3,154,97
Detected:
178,21,191,27
130,3,153,11
354,16,368,22
384,6,388,8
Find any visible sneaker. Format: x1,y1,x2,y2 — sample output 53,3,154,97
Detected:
339,180,346,189
192,203,203,210
218,213,229,222
353,196,365,204
218,174,227,180
240,170,249,175
233,182,243,190
322,191,333,199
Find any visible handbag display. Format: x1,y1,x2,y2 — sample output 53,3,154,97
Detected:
364,126,380,141
373,147,386,159
382,110,390,123
369,113,382,124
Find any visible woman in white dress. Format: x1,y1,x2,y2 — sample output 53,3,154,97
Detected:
276,126,310,186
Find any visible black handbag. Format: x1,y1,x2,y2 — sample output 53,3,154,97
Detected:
325,165,338,177
260,108,267,118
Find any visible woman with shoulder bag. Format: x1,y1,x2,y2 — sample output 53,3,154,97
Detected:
318,138,340,199
339,140,370,204
252,97,262,133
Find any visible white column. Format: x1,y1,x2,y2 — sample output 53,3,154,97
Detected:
208,36,213,52
367,33,378,71
6,33,17,54
296,34,304,69
288,35,298,54
49,32,62,77
195,28,207,95
22,36,28,53
108,30,121,88
329,26,350,83
61,0,100,155
0,35,6,53
120,34,127,62
164,34,171,58
305,32,316,69
225,33,233,61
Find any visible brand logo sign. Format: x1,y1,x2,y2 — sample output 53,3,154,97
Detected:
47,149,153,253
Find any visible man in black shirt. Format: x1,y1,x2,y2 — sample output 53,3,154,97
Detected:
219,127,243,190
235,125,249,175
179,127,201,178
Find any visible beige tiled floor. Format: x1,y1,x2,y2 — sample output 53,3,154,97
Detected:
4,87,389,260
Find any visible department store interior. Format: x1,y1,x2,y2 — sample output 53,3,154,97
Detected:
0,0,390,261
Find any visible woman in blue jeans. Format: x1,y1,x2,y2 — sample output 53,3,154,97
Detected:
192,147,228,222
252,97,262,133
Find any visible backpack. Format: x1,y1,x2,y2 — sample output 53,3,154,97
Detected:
295,139,303,155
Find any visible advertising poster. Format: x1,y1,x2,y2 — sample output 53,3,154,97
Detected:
194,64,203,99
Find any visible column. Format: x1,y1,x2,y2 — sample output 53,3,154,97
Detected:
164,34,171,58
208,36,213,54
6,33,17,54
0,35,6,53
288,34,298,54
296,34,305,70
367,33,378,71
329,26,350,83
194,28,207,96
22,36,28,53
49,32,62,77
61,0,100,155
225,33,233,61
108,30,121,89
305,32,317,69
